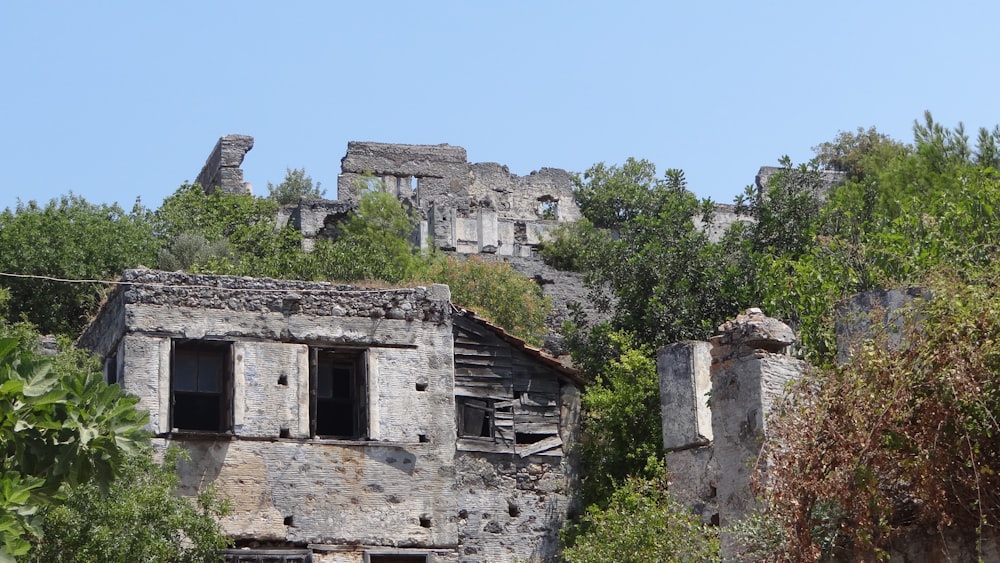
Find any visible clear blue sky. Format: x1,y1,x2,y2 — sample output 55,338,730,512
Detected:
2,1,998,212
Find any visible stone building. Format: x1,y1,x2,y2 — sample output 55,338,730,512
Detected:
77,269,582,563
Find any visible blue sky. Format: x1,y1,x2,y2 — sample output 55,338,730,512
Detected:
2,1,998,212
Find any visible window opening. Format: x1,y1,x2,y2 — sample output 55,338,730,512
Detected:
105,353,118,385
224,549,312,563
310,348,367,439
456,397,512,443
536,195,558,220
366,554,430,563
172,340,232,433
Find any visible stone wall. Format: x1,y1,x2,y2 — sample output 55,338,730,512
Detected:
662,300,1000,560
286,140,601,353
453,454,576,563
755,165,847,202
195,134,255,195
834,286,927,364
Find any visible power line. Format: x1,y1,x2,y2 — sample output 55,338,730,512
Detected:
0,271,425,295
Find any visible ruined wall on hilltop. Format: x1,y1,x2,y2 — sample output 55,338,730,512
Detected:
195,134,254,195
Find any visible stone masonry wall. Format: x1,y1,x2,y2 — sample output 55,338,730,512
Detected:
78,270,460,556
196,134,254,195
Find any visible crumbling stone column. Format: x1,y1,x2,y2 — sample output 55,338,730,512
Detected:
195,134,254,195
660,341,718,524
709,308,804,555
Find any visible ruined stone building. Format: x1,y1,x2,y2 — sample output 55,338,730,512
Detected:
192,134,843,357
77,269,582,563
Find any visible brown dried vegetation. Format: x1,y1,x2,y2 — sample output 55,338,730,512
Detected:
754,272,1000,560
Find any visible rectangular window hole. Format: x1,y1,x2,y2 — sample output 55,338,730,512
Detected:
419,515,432,528
278,374,288,386
415,381,428,391
418,434,429,443
280,427,291,438
284,515,294,526
311,348,368,439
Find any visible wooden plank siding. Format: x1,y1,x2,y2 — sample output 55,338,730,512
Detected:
452,316,566,457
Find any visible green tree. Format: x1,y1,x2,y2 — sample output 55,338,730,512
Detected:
812,126,906,180
156,232,231,272
154,183,306,278
306,190,425,283
0,195,158,335
427,256,550,346
561,472,719,562
266,167,325,205
546,161,738,348
0,335,149,559
760,113,1000,364
573,331,663,504
28,448,230,563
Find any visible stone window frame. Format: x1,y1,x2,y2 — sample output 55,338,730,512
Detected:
309,347,369,440
170,339,234,434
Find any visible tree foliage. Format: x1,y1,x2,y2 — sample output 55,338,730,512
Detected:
0,195,158,335
0,333,149,559
266,167,325,205
561,472,719,563
758,113,1000,365
753,273,1000,560
574,331,663,504
28,448,230,563
427,256,550,346
306,191,426,283
545,159,741,348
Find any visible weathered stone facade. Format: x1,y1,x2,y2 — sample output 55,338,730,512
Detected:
834,286,927,364
196,134,255,195
77,270,581,563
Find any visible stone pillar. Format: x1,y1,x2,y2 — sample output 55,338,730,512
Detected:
660,341,713,450
660,341,718,523
478,209,498,253
195,134,254,195
709,308,803,555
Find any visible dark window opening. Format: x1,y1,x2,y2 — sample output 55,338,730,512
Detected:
105,353,118,385
367,554,430,563
310,348,367,439
456,397,513,443
172,341,232,433
224,549,312,563
458,398,493,438
515,433,547,444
